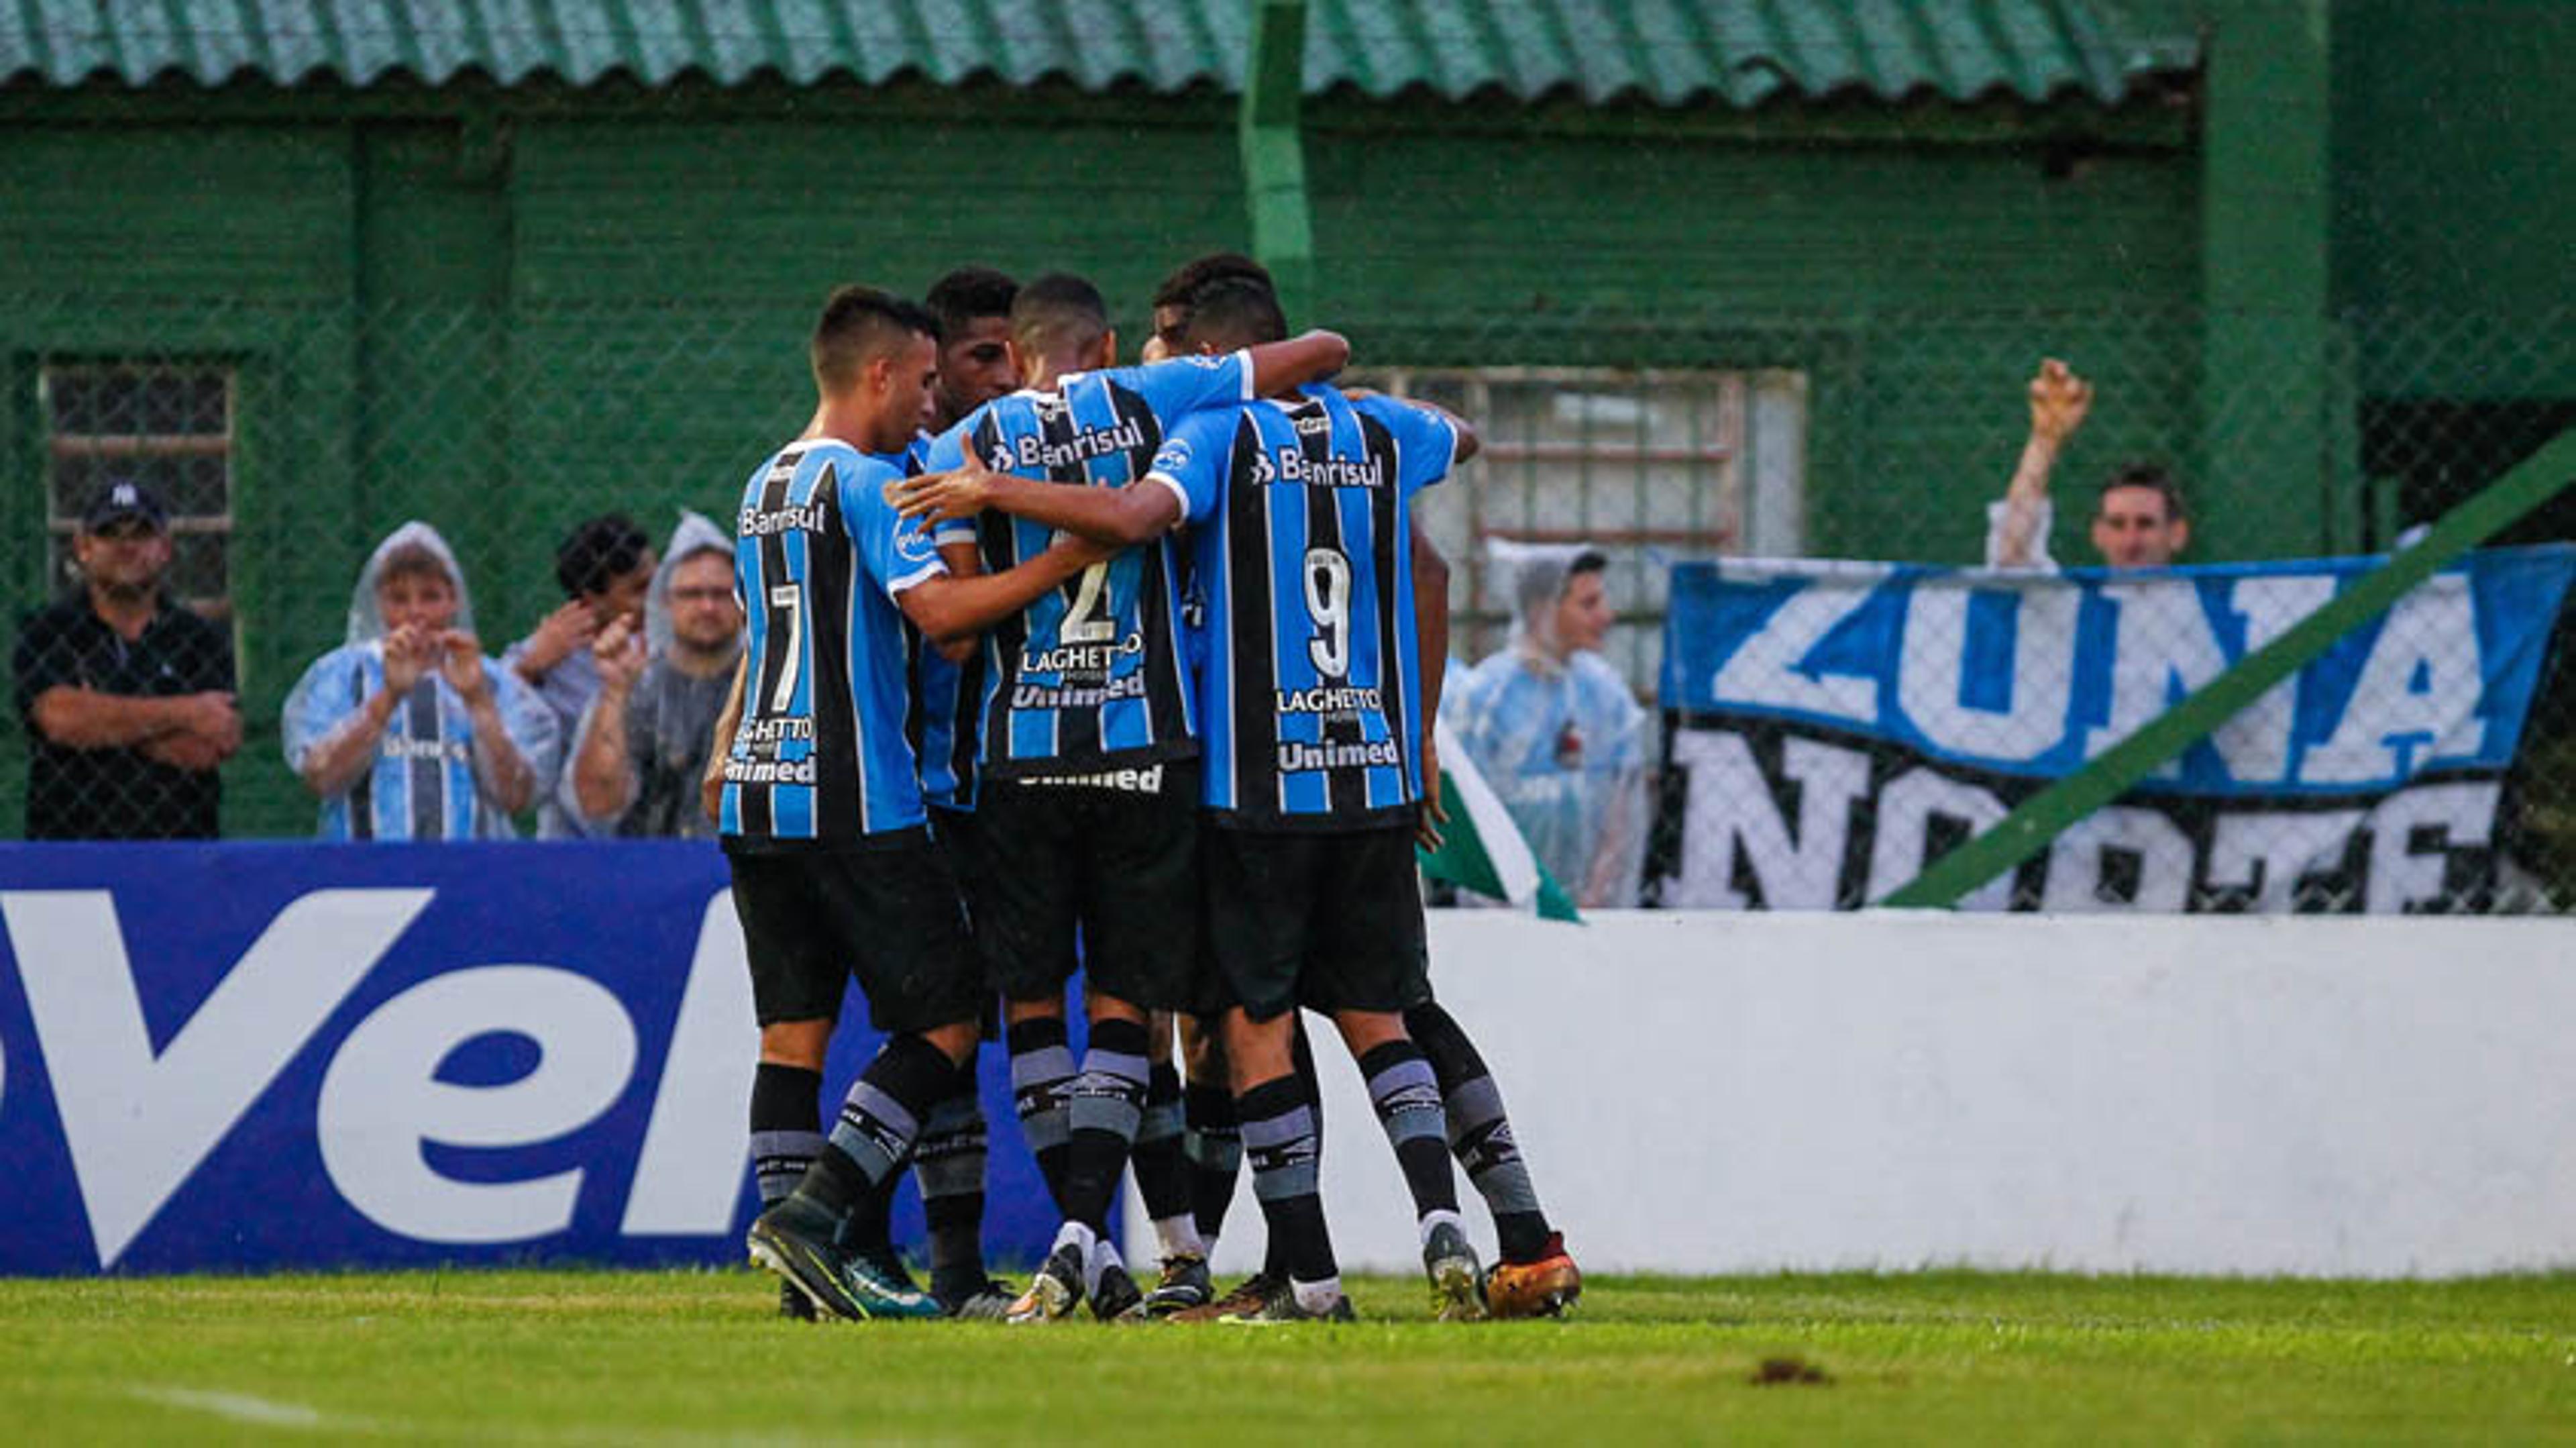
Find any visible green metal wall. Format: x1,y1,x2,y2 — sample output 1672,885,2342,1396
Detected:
0,88,2201,833
2332,0,2576,399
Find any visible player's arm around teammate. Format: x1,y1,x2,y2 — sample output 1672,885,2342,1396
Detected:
885,326,1352,547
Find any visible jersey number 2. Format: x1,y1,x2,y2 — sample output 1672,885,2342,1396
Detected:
1060,562,1115,645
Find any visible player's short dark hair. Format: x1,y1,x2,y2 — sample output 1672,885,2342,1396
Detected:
924,266,1019,342
1010,272,1110,355
1175,276,1287,350
555,513,651,599
1152,252,1274,312
2097,462,2188,523
810,285,938,393
1568,550,1610,580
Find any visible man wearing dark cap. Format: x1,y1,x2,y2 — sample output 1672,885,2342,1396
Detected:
13,479,239,838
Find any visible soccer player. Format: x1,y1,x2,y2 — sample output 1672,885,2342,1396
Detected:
1155,276,1485,1322
712,285,1111,1322
910,275,1474,1322
891,272,1348,1323
1170,275,1586,1321
869,265,1024,1320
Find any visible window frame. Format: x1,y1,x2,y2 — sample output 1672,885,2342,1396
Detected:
38,358,239,623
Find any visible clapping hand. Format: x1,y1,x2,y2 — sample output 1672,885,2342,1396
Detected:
519,599,598,677
595,615,647,692
438,631,490,704
381,625,435,693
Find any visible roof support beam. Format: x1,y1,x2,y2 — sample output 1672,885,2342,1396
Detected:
1238,0,1314,327
2199,0,2343,559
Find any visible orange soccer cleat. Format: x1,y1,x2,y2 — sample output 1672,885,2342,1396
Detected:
1481,1233,1582,1319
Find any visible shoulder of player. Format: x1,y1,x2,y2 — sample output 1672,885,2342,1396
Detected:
805,444,903,497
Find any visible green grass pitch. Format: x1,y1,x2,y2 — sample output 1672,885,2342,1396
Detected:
7,1270,2575,1442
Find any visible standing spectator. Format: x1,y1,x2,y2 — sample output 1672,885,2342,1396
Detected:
281,521,556,840
507,513,656,837
1986,358,2192,572
1444,541,1651,909
559,512,743,838
13,479,238,838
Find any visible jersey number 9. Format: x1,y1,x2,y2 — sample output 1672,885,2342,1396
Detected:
1304,547,1351,678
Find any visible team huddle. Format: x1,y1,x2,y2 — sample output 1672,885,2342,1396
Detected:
710,257,1580,1325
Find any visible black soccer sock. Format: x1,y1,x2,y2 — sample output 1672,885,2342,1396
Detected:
1059,1017,1152,1235
915,1059,991,1294
804,1033,957,1222
1132,1064,1199,1258
1358,1039,1460,1225
1265,1021,1328,1281
834,1161,899,1256
1007,1016,1077,1210
749,1062,824,1210
1183,1082,1243,1246
1407,1000,1554,1263
1237,1073,1336,1288
1291,1016,1324,1138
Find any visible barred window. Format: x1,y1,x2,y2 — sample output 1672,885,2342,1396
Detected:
42,362,235,620
1355,367,1809,692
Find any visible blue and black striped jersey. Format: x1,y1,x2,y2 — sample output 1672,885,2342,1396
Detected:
1150,386,1459,828
918,350,1253,778
720,439,947,842
902,433,983,811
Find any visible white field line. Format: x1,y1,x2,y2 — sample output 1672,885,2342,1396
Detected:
129,1384,863,1446
129,1386,335,1429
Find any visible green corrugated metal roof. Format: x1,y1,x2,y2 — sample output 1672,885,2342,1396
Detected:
0,1,2200,105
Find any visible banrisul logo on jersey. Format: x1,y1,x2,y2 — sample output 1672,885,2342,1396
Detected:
0,843,1058,1274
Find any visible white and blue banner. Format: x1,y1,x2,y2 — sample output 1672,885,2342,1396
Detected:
1652,547,2576,911
0,842,1062,1274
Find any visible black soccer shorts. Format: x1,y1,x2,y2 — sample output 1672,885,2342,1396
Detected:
1201,821,1431,1023
971,761,1206,1011
723,831,983,1035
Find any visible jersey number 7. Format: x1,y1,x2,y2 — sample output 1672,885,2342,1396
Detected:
766,582,805,711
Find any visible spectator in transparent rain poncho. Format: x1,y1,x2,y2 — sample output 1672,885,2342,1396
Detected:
1444,541,1651,909
508,513,657,837
282,522,558,840
559,511,744,839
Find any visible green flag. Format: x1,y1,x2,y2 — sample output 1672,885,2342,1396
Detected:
1416,719,1582,922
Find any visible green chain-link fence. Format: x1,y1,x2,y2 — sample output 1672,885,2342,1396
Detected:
7,293,2572,907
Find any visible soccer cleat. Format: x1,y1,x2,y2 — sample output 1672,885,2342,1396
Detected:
1003,1243,1086,1325
748,1194,869,1321
1481,1232,1582,1319
855,1243,927,1298
1142,1253,1215,1316
777,1280,816,1322
1167,1270,1283,1325
844,1253,948,1321
1217,1284,1355,1324
1090,1260,1148,1323
747,1194,945,1323
934,1274,1019,1321
1421,1221,1486,1322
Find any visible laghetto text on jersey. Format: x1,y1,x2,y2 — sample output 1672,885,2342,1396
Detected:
1155,386,1458,828
920,350,1252,778
721,439,947,841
